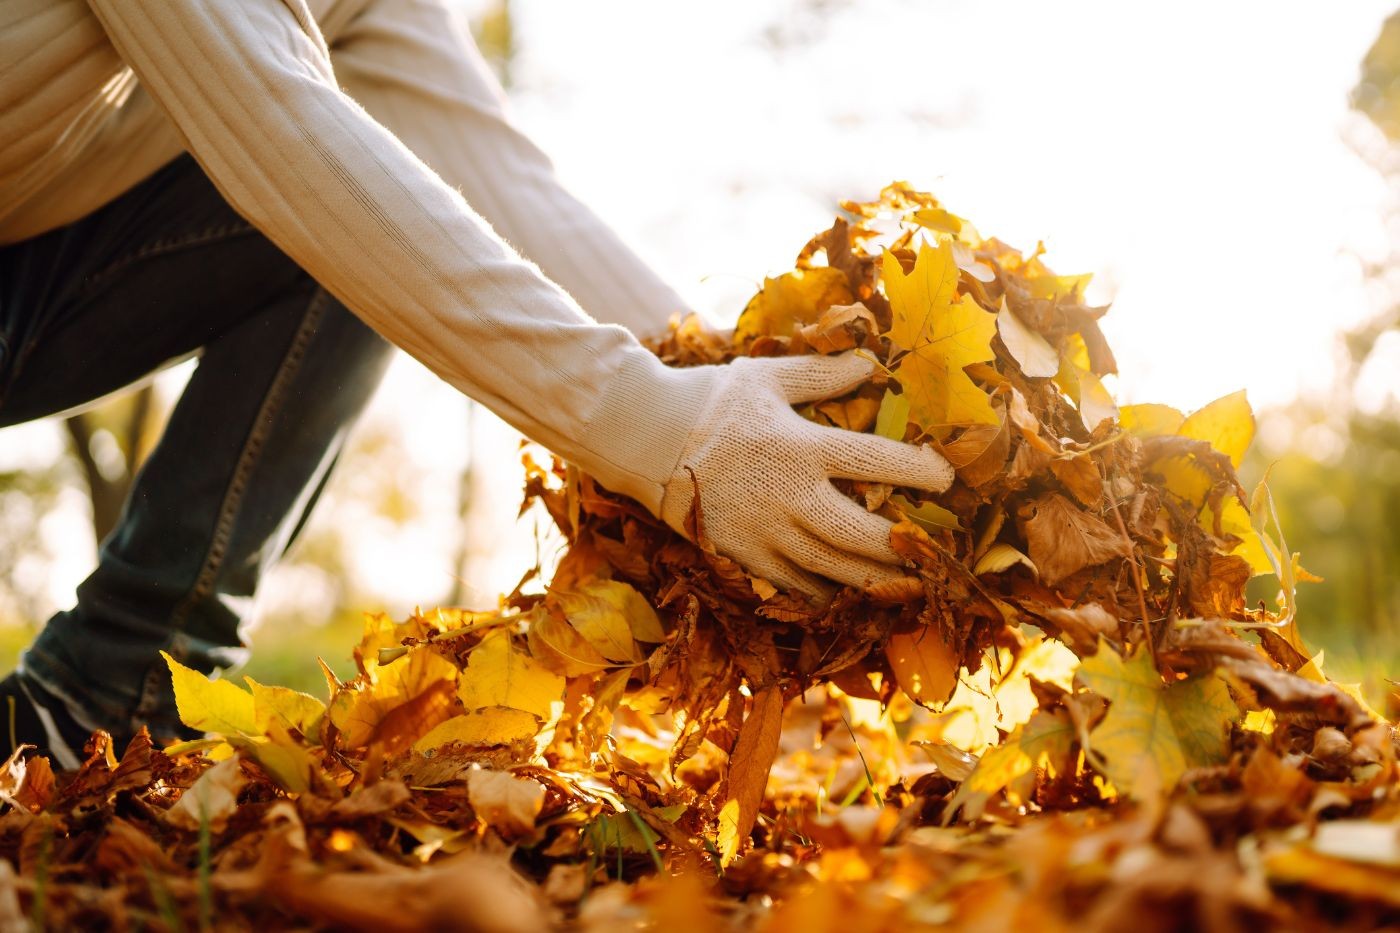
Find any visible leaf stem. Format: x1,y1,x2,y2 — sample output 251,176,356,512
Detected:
1109,496,1156,669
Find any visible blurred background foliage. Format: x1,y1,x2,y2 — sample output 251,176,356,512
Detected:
2,1,1399,703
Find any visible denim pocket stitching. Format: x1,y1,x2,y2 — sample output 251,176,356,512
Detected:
79,221,258,300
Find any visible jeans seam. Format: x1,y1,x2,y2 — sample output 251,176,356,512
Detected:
134,286,330,718
79,221,258,300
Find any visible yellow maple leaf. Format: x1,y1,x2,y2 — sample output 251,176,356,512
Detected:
163,651,258,736
458,632,565,723
883,242,998,434
1077,642,1238,799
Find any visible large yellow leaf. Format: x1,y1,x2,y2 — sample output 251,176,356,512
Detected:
1178,390,1254,467
1119,403,1185,438
245,677,326,738
1199,495,1273,576
328,648,459,751
883,242,998,433
733,268,853,343
163,651,258,736
885,627,959,708
527,609,613,677
411,709,541,753
1077,643,1238,799
458,632,564,723
554,579,656,662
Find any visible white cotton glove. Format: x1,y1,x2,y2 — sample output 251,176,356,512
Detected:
657,352,955,598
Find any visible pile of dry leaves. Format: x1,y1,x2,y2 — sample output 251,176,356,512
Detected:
1,184,1397,931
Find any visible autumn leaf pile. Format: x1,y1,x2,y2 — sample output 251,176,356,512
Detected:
2,184,1399,931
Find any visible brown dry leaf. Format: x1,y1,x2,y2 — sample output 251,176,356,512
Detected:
1050,454,1102,507
467,770,546,838
716,685,785,865
328,779,412,820
885,627,959,708
1034,603,1119,656
795,301,877,353
1020,493,1130,586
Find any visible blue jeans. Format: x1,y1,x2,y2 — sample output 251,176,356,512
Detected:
0,155,393,739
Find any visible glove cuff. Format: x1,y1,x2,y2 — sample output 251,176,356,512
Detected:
577,350,719,515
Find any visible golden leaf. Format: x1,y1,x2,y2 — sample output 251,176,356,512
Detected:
245,677,326,739
554,579,658,661
1119,403,1185,438
883,242,999,433
734,268,853,343
328,648,459,752
885,627,959,708
411,709,541,753
1178,389,1254,467
458,632,565,723
163,651,258,736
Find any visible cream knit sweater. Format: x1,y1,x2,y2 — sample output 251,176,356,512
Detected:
0,0,716,514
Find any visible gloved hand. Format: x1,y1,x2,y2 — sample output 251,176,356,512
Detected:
658,352,955,598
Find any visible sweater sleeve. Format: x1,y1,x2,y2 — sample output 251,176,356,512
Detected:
330,0,688,340
82,0,714,513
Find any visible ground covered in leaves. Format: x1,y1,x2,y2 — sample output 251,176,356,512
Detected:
2,186,1398,931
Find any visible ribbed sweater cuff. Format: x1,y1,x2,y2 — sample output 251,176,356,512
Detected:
579,353,717,515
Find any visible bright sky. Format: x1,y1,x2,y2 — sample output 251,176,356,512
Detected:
4,0,1398,621
503,0,1395,412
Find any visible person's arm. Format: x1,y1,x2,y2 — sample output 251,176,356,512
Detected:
85,0,956,596
84,0,704,513
330,0,687,339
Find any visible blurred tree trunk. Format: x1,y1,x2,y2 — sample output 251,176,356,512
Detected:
63,385,159,545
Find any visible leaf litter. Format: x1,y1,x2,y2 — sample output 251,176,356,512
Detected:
2,183,1398,931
